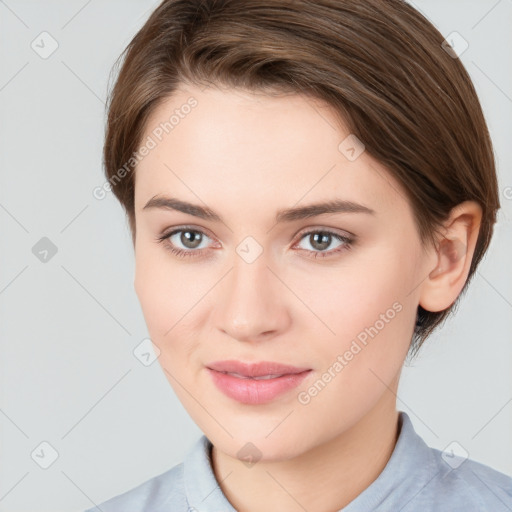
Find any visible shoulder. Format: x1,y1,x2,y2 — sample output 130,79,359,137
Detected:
83,461,188,512
420,446,512,511
387,412,512,512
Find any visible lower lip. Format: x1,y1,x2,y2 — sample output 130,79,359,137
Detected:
206,368,312,404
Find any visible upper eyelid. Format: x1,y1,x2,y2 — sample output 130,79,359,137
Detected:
295,226,354,239
164,223,353,235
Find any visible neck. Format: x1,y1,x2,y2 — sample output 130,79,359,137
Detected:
211,392,400,512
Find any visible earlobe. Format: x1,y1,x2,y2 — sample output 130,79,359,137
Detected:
419,201,482,313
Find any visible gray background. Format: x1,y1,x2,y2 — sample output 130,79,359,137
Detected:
0,1,511,511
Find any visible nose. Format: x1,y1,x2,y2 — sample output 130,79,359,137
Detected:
214,251,290,343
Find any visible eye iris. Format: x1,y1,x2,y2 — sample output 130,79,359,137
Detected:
181,230,202,249
311,232,331,251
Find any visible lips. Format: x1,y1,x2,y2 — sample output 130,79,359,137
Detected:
205,360,312,404
205,360,312,405
206,360,310,378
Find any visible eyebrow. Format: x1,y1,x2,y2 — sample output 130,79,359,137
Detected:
142,195,376,223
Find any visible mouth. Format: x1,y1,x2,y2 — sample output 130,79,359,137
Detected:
206,359,311,377
206,360,312,404
215,371,290,380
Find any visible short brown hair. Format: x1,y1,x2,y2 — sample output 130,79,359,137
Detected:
102,0,500,358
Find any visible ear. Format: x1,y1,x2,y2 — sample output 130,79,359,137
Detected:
419,200,482,313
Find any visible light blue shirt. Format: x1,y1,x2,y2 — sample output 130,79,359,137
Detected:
84,411,512,511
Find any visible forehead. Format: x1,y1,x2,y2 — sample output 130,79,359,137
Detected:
134,84,408,218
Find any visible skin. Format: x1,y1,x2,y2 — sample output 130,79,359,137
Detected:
132,83,482,512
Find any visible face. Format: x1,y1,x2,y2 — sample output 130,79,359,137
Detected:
133,83,433,461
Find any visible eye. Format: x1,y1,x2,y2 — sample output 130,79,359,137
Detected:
156,226,215,258
156,226,354,260
293,229,354,259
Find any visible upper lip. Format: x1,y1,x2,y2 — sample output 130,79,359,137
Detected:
207,360,311,377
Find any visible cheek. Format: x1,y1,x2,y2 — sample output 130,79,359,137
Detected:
134,248,188,344
134,250,214,371
293,282,413,436
301,246,418,383
305,254,413,343
134,264,171,337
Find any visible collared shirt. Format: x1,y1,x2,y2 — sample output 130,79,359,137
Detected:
84,411,512,511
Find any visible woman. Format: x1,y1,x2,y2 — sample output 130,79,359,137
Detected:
86,0,512,510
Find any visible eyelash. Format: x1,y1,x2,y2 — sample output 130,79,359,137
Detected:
156,226,354,260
